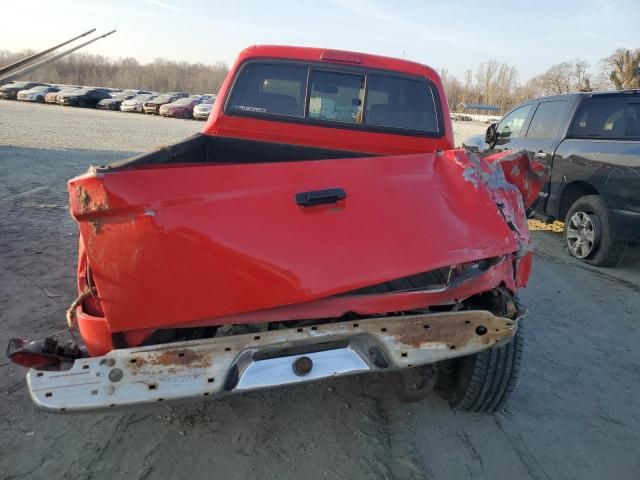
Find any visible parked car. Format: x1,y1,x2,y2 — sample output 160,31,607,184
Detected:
45,87,79,104
96,92,136,111
159,97,203,119
463,90,640,266
120,94,157,112
143,93,188,114
17,85,60,102
8,46,545,415
57,88,111,107
0,81,47,100
193,98,215,120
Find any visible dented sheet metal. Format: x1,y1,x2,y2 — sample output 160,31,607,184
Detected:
67,148,544,356
27,310,517,412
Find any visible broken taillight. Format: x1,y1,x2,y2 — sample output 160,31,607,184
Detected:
6,338,80,369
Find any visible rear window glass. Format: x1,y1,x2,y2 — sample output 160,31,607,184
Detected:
570,97,640,139
226,62,441,135
309,71,364,123
365,75,438,132
228,63,306,117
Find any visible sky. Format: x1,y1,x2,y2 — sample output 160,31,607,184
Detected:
0,0,638,82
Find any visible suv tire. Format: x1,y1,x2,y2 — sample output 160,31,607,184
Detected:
563,195,626,267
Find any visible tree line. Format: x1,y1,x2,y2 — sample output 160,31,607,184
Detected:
1,47,638,110
0,50,229,94
440,47,639,114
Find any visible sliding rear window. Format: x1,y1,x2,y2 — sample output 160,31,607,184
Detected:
365,74,438,131
226,61,441,135
228,63,307,117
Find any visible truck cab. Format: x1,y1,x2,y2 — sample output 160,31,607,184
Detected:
204,45,454,154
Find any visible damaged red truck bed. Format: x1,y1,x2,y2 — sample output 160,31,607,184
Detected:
9,45,545,413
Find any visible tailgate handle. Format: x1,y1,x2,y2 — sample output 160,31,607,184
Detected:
295,188,347,207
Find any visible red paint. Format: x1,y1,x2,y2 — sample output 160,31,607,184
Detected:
64,46,545,356
203,45,455,155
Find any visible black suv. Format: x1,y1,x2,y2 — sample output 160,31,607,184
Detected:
463,91,640,267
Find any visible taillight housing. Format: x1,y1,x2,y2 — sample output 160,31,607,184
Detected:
7,338,81,369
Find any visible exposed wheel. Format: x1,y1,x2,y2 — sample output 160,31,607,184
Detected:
78,99,86,108
183,110,191,120
440,325,523,413
36,95,44,103
563,195,626,267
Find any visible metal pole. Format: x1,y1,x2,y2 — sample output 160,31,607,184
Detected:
0,30,116,84
0,29,96,77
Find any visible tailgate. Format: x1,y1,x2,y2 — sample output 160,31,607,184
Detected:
69,150,517,332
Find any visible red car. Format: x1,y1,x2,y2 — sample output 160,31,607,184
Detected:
9,46,545,413
159,97,202,119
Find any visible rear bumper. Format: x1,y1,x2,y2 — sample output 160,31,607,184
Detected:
27,310,517,412
609,208,640,242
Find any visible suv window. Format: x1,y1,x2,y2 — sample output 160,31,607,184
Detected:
228,63,307,117
226,62,442,135
309,71,364,124
497,104,531,140
365,75,438,132
570,96,640,139
526,100,567,139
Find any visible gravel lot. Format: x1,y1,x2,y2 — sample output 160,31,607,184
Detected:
1,100,639,480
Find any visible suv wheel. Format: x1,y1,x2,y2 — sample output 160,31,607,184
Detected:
563,195,626,267
440,324,523,413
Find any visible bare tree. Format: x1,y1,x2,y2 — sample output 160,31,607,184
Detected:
438,68,463,110
475,60,500,105
536,59,592,95
537,61,574,95
495,63,519,112
602,48,640,89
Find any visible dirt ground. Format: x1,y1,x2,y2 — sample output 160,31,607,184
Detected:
1,101,639,480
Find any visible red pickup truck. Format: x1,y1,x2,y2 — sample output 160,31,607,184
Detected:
8,46,545,413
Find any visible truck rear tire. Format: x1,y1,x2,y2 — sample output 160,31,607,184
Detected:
442,325,523,413
563,195,626,267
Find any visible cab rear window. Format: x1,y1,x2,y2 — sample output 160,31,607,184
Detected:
227,62,440,135
228,64,306,117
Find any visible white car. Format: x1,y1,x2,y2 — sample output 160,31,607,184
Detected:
17,85,59,102
121,94,156,113
193,96,216,120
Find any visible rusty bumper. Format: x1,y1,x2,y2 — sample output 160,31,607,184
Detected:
27,310,518,412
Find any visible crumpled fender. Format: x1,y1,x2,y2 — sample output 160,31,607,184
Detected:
483,149,547,209
456,148,547,287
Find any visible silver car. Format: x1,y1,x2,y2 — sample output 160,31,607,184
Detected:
193,96,216,120
121,94,156,113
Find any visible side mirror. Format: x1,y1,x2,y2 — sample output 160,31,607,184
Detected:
485,123,498,145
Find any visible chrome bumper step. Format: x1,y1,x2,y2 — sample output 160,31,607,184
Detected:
27,310,517,412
